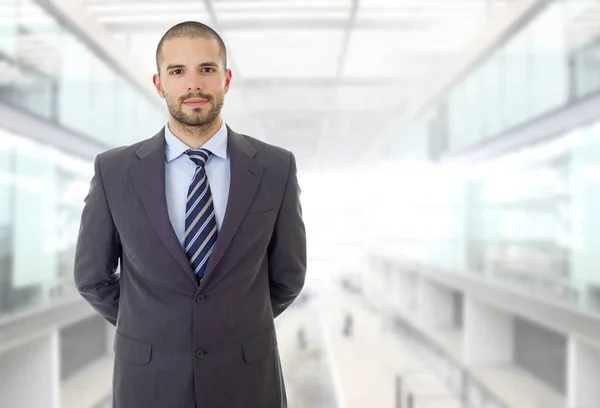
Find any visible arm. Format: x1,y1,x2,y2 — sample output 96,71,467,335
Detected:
268,152,307,318
74,154,121,326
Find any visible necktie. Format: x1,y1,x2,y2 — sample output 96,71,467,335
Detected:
184,149,218,280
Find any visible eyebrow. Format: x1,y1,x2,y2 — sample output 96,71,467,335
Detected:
166,62,219,71
166,64,185,71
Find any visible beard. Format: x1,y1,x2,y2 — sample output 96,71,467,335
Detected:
165,91,224,128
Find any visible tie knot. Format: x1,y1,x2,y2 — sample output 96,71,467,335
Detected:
185,149,212,168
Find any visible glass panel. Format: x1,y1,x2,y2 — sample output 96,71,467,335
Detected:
0,129,14,314
58,34,92,136
480,52,503,138
463,66,483,147
471,159,570,294
136,92,164,142
90,55,118,144
116,74,135,145
0,129,91,319
529,1,569,116
573,41,600,97
501,24,531,129
0,0,17,58
137,94,153,141
12,142,59,294
11,64,54,119
15,0,61,120
54,151,93,297
435,0,582,155
1,0,163,148
568,120,600,311
447,80,467,152
565,0,600,98
0,0,164,322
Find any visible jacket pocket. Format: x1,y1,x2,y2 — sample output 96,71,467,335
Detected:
113,330,152,365
242,325,277,364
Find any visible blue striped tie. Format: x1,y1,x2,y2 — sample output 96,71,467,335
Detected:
184,149,218,280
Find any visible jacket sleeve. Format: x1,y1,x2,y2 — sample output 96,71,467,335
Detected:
267,151,307,318
74,153,121,326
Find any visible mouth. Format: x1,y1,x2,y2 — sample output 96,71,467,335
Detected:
183,98,209,108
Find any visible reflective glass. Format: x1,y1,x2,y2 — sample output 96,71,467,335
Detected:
58,34,93,136
565,0,600,98
501,25,530,129
90,56,118,145
529,1,569,116
0,0,165,321
397,0,598,156
1,0,164,147
0,0,17,58
0,128,92,318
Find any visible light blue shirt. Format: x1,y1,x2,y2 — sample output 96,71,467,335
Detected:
164,121,230,247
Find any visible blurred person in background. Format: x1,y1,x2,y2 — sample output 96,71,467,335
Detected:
74,21,306,408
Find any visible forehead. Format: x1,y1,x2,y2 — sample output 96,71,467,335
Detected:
160,36,221,63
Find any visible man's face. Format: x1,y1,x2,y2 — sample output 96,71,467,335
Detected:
153,37,231,128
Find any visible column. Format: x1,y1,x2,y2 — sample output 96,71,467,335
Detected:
567,337,600,408
463,297,513,364
0,331,60,408
417,279,453,327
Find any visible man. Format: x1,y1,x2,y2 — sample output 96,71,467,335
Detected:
74,21,306,408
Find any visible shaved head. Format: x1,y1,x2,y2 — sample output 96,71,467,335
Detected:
156,21,227,74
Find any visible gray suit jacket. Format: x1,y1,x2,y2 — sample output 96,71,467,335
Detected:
74,126,307,408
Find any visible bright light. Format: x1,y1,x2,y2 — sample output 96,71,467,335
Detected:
357,9,486,21
218,10,350,21
96,14,210,23
359,0,488,11
88,3,207,14
215,0,351,11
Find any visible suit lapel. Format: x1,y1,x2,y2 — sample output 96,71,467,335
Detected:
128,128,198,286
202,127,263,282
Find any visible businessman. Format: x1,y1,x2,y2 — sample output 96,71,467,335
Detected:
74,21,306,408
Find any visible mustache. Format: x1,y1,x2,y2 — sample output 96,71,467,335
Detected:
180,93,212,103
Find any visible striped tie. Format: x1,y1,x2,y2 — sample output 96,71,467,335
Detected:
184,148,218,280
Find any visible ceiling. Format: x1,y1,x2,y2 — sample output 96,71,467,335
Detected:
78,0,513,170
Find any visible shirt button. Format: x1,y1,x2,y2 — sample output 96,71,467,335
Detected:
196,294,206,304
195,349,205,360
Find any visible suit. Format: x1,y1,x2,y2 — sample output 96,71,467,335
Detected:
74,125,307,408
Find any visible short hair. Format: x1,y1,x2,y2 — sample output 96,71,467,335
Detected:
155,21,227,74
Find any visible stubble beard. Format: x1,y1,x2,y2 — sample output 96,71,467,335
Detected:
166,91,225,134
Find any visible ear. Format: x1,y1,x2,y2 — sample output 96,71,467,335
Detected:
224,69,232,94
153,73,165,98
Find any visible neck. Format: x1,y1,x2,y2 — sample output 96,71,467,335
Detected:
168,115,222,149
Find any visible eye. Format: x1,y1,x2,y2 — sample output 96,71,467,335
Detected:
171,69,183,75
202,67,215,73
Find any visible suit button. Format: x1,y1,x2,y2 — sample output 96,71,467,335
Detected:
196,294,206,304
195,349,205,360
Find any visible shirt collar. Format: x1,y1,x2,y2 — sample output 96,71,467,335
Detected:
164,120,228,163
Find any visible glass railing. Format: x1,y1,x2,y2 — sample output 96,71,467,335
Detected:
377,113,600,317
390,0,600,160
0,0,167,322
342,283,509,408
0,0,165,148
0,126,92,321
392,316,509,408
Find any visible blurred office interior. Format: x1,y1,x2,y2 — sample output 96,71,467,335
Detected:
1,0,600,407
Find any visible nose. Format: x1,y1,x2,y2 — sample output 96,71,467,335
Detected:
187,73,203,91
